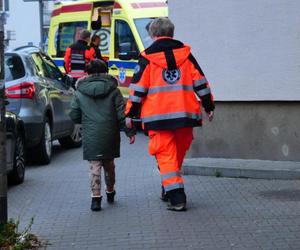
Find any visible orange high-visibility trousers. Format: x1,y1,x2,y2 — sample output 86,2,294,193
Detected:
148,127,193,192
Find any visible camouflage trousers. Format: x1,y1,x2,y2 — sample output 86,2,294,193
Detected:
89,160,115,197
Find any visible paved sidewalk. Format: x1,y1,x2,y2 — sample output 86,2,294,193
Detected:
7,133,300,250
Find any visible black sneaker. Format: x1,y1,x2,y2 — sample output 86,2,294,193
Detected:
167,188,187,212
161,186,169,202
91,197,102,211
106,190,116,203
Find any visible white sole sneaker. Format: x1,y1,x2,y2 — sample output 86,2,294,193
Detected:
167,203,186,211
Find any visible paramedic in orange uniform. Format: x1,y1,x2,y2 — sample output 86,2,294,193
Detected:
125,18,215,211
64,29,95,83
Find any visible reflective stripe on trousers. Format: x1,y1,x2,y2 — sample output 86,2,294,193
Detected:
148,127,194,192
161,171,184,192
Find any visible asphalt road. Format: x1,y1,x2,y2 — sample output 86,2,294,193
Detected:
7,133,300,250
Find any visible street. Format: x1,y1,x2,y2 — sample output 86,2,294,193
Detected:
7,133,300,250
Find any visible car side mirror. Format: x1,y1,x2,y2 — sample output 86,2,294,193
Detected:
63,74,74,88
118,42,139,61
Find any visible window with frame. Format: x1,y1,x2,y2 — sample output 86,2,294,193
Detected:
134,18,155,49
41,54,64,81
31,53,49,78
114,20,139,58
56,21,88,57
4,55,25,82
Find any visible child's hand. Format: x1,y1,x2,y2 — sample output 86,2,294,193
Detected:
125,117,133,129
129,135,135,144
206,111,214,122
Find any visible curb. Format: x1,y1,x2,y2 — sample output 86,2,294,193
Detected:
183,158,300,180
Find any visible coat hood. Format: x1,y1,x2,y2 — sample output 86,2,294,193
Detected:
142,38,191,69
77,74,118,98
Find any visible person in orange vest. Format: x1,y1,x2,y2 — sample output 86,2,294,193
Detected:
90,34,104,60
125,18,215,211
64,29,95,85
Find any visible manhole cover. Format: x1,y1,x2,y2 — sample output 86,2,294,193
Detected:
259,189,300,201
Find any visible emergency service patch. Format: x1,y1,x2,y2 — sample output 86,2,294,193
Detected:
162,69,181,84
119,67,126,84
134,64,141,74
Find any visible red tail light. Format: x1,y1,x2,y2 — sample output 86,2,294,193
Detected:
5,82,35,99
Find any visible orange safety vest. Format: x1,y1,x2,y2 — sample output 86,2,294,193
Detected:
64,40,95,79
126,37,214,131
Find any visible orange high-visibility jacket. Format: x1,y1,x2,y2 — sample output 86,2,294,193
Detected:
126,37,215,131
64,40,95,78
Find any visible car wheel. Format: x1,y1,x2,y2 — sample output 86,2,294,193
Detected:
58,124,82,148
36,118,52,164
9,131,25,185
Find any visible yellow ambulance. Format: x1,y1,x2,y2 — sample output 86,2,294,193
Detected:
47,0,168,96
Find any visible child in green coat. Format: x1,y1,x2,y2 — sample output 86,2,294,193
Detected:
69,59,135,211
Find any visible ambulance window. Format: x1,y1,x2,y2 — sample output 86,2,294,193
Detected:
56,21,88,57
134,18,155,49
114,20,139,58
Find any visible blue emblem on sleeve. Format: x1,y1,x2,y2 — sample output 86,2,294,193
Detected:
134,65,141,74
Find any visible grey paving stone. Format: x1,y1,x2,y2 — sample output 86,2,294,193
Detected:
6,134,300,250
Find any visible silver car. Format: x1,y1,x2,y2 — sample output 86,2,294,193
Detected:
5,46,81,164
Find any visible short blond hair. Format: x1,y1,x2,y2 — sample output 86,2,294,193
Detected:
149,18,175,38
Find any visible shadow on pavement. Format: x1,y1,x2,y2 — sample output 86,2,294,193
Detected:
25,141,79,168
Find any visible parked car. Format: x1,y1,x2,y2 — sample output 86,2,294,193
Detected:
4,46,81,164
6,111,26,184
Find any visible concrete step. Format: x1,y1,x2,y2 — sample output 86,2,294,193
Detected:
183,158,300,180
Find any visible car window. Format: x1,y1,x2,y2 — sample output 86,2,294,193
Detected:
31,53,49,77
114,20,139,58
41,54,63,81
4,55,25,82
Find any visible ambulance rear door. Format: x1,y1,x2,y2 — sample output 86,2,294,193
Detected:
108,17,140,98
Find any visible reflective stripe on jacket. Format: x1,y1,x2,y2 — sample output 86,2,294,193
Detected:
64,40,95,78
126,37,215,131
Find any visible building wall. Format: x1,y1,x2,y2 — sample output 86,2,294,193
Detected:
169,0,300,101
169,1,300,161
188,102,300,161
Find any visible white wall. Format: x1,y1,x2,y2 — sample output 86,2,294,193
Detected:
169,0,300,101
5,0,40,49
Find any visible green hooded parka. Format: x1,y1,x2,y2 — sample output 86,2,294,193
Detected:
69,74,134,160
